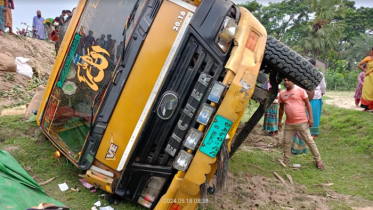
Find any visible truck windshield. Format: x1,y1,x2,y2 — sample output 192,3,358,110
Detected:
41,0,146,161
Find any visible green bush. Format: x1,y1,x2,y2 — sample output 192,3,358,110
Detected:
324,59,360,91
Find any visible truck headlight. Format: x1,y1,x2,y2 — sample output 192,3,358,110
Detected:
183,128,203,150
208,82,226,103
196,104,215,125
219,17,239,42
215,17,239,53
138,177,166,208
138,197,152,208
173,150,193,171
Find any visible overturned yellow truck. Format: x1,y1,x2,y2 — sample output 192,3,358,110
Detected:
37,0,322,209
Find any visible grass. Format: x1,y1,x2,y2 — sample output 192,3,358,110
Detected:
230,104,373,201
0,115,143,210
323,95,333,100
1,102,373,209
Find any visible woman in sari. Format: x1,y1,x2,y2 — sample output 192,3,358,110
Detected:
354,71,365,107
357,47,373,111
3,0,14,35
0,0,5,35
263,82,281,136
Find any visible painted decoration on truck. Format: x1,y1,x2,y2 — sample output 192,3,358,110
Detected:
57,33,82,88
43,94,61,132
77,45,110,91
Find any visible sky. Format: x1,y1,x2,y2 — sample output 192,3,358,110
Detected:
13,0,78,33
233,0,373,7
11,0,373,33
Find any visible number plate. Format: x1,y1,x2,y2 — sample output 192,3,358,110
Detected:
199,115,232,158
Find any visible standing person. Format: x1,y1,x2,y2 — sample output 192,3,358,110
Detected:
51,26,59,55
279,78,324,170
354,71,365,107
64,10,72,24
96,34,106,49
116,41,124,62
308,59,326,139
59,10,66,25
263,81,281,136
357,47,373,111
53,17,62,28
32,10,45,40
83,30,95,55
291,88,314,155
43,17,54,41
0,0,5,35
3,0,15,35
105,34,115,56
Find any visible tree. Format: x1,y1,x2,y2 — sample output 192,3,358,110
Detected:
297,0,347,57
238,0,310,41
342,33,373,68
342,7,373,42
238,0,262,15
298,21,345,57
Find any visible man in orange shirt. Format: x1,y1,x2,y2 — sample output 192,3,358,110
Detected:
279,78,324,170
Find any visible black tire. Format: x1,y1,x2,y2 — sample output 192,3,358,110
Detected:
263,36,323,91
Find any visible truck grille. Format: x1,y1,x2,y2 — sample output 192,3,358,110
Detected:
130,31,224,167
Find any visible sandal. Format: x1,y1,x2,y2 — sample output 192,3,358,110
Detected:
316,160,324,170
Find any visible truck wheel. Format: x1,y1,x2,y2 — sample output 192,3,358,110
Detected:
262,36,323,91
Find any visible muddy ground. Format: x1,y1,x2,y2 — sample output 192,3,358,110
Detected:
205,125,373,210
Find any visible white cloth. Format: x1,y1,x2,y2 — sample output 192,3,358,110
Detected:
15,57,33,78
58,183,69,191
313,72,326,99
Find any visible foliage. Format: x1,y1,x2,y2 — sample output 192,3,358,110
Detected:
325,63,360,91
238,0,262,15
238,0,310,42
297,0,347,57
342,33,373,68
342,6,373,42
297,21,345,57
238,0,373,90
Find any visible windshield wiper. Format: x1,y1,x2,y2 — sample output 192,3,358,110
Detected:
87,1,141,140
121,0,140,62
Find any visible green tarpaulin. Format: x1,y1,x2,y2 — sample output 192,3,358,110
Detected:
0,150,66,209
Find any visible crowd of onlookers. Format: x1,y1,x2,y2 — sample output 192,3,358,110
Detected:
0,0,75,56
0,0,73,42
23,9,73,41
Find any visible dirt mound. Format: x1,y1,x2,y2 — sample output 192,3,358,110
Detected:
206,172,326,210
203,125,373,210
0,34,55,109
206,171,373,210
242,124,283,148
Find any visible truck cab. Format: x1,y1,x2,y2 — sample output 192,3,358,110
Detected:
37,0,321,209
